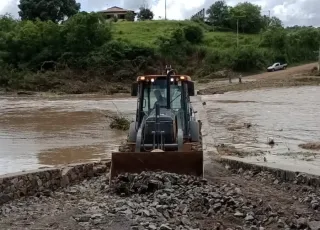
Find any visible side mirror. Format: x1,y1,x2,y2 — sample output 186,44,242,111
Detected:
131,82,138,96
187,81,195,96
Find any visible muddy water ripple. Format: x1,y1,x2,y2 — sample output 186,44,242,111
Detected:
1,86,320,175
202,86,320,173
0,95,136,174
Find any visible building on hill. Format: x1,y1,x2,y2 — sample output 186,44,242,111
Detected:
97,6,136,20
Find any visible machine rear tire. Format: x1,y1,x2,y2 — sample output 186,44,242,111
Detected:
128,122,137,142
191,120,203,151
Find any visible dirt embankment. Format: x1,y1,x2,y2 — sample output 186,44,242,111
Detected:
198,63,320,95
299,142,320,151
2,63,319,96
0,81,131,96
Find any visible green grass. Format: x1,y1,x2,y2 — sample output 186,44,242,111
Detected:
111,20,262,49
204,31,261,48
112,20,192,46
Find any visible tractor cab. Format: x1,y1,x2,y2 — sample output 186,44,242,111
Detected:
131,74,195,139
109,69,203,179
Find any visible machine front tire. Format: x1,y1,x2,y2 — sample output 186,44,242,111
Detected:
190,120,200,142
118,142,132,152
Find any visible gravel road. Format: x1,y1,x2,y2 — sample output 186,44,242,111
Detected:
1,160,320,230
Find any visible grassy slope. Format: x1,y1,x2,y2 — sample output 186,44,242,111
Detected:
111,20,261,49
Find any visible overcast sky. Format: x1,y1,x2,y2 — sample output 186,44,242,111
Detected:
0,0,319,27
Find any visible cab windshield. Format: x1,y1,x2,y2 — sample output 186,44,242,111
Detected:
142,77,182,114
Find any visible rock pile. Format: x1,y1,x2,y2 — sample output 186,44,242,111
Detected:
108,172,210,229
107,171,320,229
109,172,232,229
110,171,207,195
1,170,320,230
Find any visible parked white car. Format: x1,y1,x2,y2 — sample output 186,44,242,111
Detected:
267,62,287,72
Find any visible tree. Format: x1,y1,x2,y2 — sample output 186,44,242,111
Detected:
269,16,283,28
125,12,135,21
206,1,230,28
0,14,18,32
229,2,263,34
260,27,287,50
262,15,283,29
157,28,188,61
183,24,204,44
18,0,81,23
137,7,154,20
61,12,112,56
1,19,62,69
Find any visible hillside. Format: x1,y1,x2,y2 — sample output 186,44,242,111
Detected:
112,20,260,49
110,20,318,77
0,13,319,94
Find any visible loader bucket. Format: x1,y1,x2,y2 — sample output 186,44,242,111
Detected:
109,151,203,180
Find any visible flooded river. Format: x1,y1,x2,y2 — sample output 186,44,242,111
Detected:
0,86,319,175
202,86,320,175
0,95,135,174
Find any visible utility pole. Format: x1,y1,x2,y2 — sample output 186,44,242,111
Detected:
261,10,271,26
235,16,245,47
313,45,320,71
165,0,167,20
314,46,320,69
237,19,239,47
318,46,320,71
261,10,271,18
318,45,320,71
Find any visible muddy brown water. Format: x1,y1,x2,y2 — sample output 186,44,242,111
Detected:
0,95,135,174
0,86,319,175
201,85,320,175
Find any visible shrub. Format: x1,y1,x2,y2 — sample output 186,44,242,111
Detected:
183,24,204,44
228,46,267,71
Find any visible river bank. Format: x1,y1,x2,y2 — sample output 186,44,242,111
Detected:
0,82,131,96
1,63,319,96
197,63,320,94
198,75,320,95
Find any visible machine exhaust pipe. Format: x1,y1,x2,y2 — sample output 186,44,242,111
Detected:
165,65,174,110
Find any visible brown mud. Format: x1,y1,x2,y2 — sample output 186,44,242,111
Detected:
299,142,320,151
197,63,320,94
